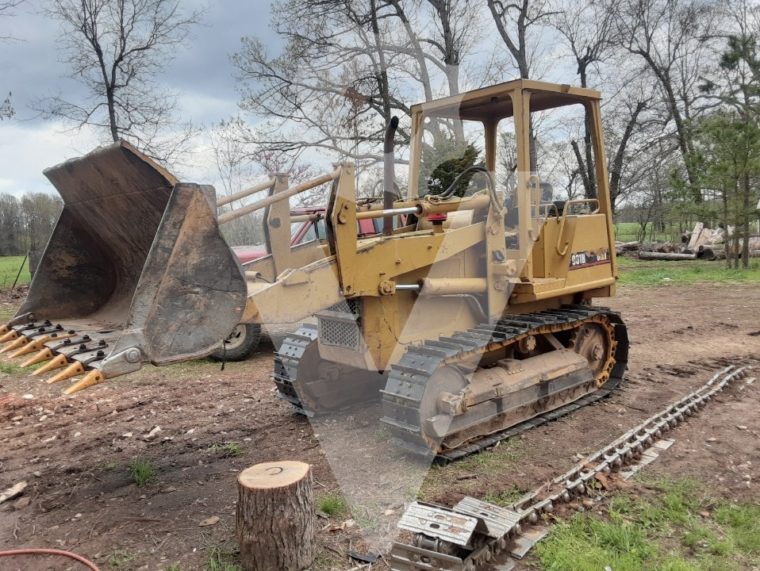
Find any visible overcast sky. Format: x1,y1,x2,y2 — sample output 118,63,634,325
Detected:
0,0,279,197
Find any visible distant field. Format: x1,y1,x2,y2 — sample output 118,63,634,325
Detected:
0,256,31,289
614,222,642,242
614,222,682,243
617,256,760,286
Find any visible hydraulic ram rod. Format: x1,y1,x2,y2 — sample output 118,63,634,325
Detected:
218,169,340,225
217,178,276,208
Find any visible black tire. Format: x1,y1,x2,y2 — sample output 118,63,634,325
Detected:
210,324,262,361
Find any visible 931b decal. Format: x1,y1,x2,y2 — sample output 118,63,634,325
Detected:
569,248,611,270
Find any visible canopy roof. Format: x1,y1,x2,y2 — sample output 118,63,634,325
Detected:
411,79,601,122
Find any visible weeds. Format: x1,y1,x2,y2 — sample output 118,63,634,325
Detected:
419,439,522,502
0,362,25,375
482,486,525,507
210,441,242,458
317,492,348,517
205,545,241,571
107,548,136,569
128,457,155,487
97,460,118,472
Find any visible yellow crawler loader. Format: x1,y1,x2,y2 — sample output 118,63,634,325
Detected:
1,79,628,457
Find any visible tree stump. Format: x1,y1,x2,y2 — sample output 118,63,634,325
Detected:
236,461,314,571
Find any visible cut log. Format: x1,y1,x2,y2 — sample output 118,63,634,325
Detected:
236,461,314,571
638,251,697,261
697,247,760,260
687,222,705,251
696,245,719,260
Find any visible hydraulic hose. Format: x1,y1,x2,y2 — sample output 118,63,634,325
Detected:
0,548,101,570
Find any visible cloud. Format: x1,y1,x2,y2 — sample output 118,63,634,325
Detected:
0,0,280,195
0,120,102,196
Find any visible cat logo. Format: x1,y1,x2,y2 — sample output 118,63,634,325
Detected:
569,248,610,270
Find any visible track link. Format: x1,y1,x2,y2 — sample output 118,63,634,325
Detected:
381,305,629,462
273,323,319,416
273,306,629,462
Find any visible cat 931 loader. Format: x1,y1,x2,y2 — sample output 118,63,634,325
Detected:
1,79,628,456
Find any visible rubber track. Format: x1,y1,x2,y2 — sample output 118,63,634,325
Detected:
380,305,629,464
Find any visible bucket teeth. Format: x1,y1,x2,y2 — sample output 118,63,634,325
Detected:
33,354,69,376
0,324,8,335
10,332,74,359
21,348,54,368
9,336,52,358
0,330,18,344
0,336,28,354
65,370,105,395
47,362,85,384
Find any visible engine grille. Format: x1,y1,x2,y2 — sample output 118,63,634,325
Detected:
318,300,362,350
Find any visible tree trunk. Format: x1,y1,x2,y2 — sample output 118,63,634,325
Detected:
236,461,315,571
638,251,697,261
741,171,750,269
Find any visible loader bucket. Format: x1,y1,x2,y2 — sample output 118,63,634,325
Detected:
2,141,247,393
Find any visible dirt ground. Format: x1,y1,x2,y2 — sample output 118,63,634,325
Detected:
0,283,759,570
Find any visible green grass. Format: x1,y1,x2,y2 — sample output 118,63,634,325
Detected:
618,256,760,286
536,479,760,571
482,486,526,507
205,545,242,571
0,256,31,289
128,457,155,487
0,362,26,375
0,307,14,322
419,439,523,503
316,492,348,517
615,222,645,242
209,441,242,458
615,222,681,243
107,549,137,569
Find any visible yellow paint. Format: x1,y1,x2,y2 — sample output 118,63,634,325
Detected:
65,370,105,395
47,362,85,384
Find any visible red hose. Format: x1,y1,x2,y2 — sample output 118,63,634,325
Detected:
0,548,100,570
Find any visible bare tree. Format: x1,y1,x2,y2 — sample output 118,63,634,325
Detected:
0,0,23,41
486,0,556,79
0,0,24,119
209,118,322,246
694,0,760,268
0,192,62,258
40,0,200,161
614,0,718,201
233,0,483,167
551,0,619,198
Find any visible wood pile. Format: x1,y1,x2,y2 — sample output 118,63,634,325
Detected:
615,222,760,261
